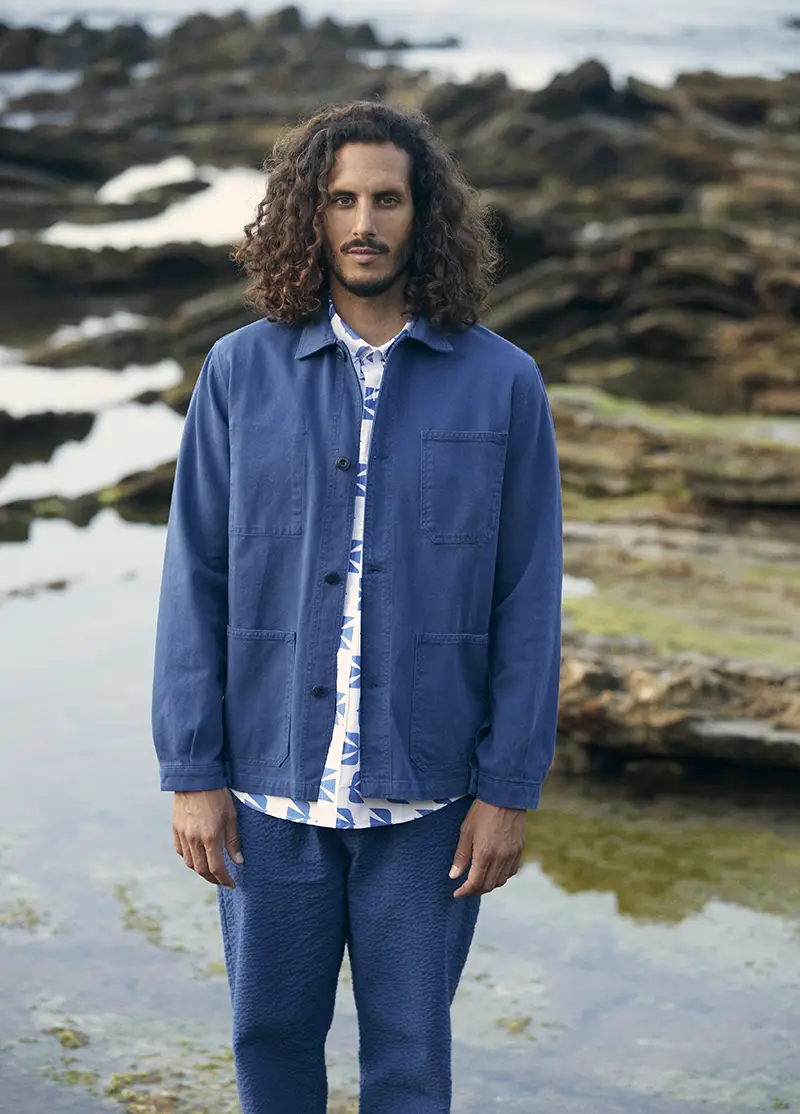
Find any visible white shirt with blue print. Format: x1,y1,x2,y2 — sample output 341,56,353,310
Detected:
232,302,464,829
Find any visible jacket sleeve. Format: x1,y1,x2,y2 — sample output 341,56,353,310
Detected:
151,347,230,791
469,360,563,810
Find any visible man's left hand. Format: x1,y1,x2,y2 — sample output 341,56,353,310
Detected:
449,799,527,898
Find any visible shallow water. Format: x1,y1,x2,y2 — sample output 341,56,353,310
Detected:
0,403,184,502
0,516,798,1113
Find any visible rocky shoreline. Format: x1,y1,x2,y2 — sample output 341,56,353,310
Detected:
1,6,799,782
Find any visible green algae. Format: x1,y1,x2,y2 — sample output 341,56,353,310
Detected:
114,882,185,952
563,592,800,667
494,1014,533,1036
0,901,44,931
549,382,800,448
45,1024,90,1049
527,784,800,924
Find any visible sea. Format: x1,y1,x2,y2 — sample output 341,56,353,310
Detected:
2,0,800,86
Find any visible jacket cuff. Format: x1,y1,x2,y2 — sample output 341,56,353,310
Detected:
469,768,543,811
159,762,228,792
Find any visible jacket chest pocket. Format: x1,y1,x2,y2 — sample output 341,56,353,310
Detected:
230,421,306,537
420,430,507,544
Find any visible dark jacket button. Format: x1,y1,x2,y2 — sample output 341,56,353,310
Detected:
324,572,341,584
336,346,347,362
335,456,351,470
311,685,326,698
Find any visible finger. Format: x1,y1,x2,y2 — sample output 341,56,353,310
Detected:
448,825,473,880
207,842,235,890
453,856,488,898
178,832,194,870
224,814,244,866
479,857,508,896
508,850,524,878
188,843,217,886
173,827,184,857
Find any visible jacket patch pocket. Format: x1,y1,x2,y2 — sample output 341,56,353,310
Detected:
224,627,295,766
410,632,490,770
230,423,305,537
420,430,507,544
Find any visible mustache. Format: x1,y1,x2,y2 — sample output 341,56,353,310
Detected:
342,240,389,254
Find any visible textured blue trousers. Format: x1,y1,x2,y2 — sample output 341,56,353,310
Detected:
217,792,480,1114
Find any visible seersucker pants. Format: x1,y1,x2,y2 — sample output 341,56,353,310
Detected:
217,791,480,1114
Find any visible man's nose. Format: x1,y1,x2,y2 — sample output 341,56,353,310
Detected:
351,201,377,241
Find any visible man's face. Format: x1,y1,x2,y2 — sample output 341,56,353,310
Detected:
322,142,415,299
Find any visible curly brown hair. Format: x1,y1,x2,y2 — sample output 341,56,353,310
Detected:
233,100,500,333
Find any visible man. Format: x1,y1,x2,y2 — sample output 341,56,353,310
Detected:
152,101,563,1114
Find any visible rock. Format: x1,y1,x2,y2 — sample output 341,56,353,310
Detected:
0,127,115,186
0,239,237,295
261,6,305,36
674,71,779,127
80,58,132,93
526,116,663,187
619,76,680,120
167,285,259,356
623,308,720,361
549,383,800,510
0,26,46,71
714,319,800,412
25,321,172,370
558,629,800,771
0,458,176,542
523,59,618,121
0,409,95,482
421,73,510,139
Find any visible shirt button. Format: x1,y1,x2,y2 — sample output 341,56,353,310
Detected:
324,572,341,584
311,685,327,698
335,456,351,470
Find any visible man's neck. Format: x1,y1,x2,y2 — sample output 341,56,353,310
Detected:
329,281,410,347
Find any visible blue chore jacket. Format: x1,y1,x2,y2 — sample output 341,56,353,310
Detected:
151,312,563,811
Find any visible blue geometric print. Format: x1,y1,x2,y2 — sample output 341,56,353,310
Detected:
340,615,354,649
230,300,463,828
363,386,379,421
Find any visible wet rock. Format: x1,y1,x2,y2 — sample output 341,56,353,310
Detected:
80,58,132,94
0,126,115,186
421,72,511,140
0,239,236,295
0,458,176,542
0,26,47,71
25,320,172,370
549,383,800,510
674,71,779,127
261,6,305,36
619,76,680,120
0,20,153,73
523,59,618,121
0,409,95,481
167,284,259,356
559,630,800,771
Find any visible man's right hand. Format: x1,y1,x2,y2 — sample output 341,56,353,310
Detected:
173,789,243,889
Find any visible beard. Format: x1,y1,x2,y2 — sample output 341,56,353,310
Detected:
324,235,414,299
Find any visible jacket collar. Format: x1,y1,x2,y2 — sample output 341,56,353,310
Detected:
295,311,453,359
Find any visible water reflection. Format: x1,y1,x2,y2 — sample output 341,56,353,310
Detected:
0,523,797,1113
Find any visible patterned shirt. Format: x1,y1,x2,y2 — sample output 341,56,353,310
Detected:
232,302,464,828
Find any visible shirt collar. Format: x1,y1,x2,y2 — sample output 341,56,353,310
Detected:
328,299,411,361
295,303,454,360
